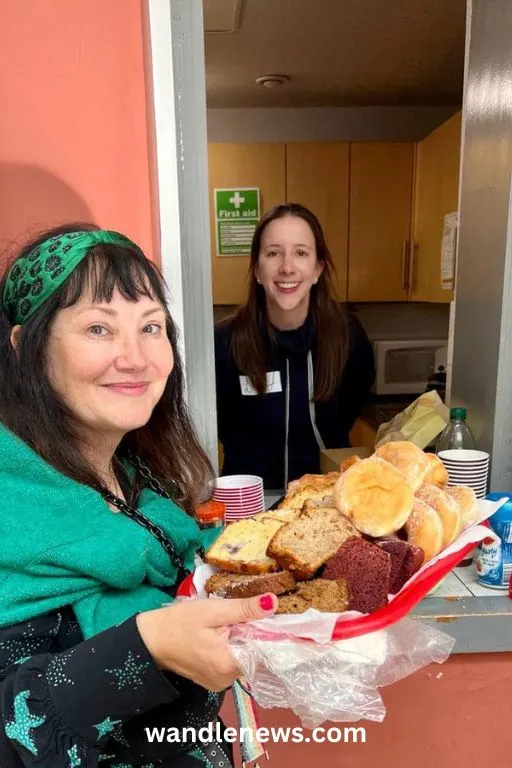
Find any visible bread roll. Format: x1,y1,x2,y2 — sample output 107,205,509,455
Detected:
445,486,479,527
334,456,414,537
405,498,444,563
286,472,339,494
278,482,336,511
375,441,430,491
423,453,449,488
416,484,462,547
340,455,362,473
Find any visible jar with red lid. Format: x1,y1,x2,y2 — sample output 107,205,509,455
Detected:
195,500,225,529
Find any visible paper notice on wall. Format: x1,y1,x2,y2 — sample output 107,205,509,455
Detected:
214,188,260,256
441,212,458,290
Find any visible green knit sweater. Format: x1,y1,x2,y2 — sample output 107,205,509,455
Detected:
0,424,217,639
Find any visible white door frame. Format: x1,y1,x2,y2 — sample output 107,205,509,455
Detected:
143,0,218,472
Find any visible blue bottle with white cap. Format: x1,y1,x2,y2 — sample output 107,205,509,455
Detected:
476,493,512,589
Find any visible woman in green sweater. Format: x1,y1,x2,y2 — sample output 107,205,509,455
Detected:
0,225,276,768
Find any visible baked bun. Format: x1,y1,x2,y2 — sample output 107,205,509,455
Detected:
280,472,340,510
446,485,479,527
267,506,359,580
375,441,430,491
423,453,449,488
416,484,462,547
286,472,339,494
404,497,444,563
278,484,335,511
334,456,414,537
340,455,362,473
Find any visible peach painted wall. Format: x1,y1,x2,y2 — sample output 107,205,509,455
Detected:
222,652,512,766
0,0,154,265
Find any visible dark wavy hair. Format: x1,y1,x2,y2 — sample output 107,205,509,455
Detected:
228,203,348,401
0,223,213,514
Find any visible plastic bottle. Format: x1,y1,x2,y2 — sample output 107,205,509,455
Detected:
476,493,512,590
436,407,476,566
436,407,476,453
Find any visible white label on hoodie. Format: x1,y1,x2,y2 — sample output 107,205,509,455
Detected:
239,371,282,396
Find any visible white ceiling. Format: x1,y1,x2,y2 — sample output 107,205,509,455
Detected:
203,0,466,108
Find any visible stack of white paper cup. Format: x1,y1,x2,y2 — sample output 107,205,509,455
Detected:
212,475,265,522
437,449,490,499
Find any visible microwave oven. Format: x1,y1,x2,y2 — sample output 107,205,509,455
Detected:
372,339,448,396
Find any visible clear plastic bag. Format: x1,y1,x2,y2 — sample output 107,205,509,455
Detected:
186,502,509,730
228,615,454,728
375,390,449,449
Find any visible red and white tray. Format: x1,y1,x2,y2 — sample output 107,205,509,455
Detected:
178,497,506,642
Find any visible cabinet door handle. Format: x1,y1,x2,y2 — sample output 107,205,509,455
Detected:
402,240,409,291
408,241,417,293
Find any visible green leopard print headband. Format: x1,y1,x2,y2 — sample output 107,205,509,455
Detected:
3,230,142,325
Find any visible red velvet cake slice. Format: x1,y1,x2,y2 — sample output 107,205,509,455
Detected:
322,536,392,614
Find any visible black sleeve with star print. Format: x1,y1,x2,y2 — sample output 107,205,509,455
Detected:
0,607,227,768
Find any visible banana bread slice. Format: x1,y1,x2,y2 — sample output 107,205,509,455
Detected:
276,578,350,614
267,507,360,580
275,593,309,614
205,570,296,598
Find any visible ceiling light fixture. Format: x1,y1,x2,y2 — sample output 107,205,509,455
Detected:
255,74,290,89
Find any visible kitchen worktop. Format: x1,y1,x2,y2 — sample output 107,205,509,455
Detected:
264,490,512,654
412,564,512,653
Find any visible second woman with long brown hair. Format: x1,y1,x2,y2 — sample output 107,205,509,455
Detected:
215,203,375,489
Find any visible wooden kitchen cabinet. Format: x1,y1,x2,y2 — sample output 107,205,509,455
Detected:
348,143,415,302
411,112,462,303
285,142,349,301
209,125,460,306
208,143,286,305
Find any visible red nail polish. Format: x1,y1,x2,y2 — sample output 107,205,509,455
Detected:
259,594,274,611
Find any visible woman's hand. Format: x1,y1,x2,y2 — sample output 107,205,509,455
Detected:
136,593,277,691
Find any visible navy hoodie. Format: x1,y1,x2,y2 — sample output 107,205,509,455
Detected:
214,310,375,490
